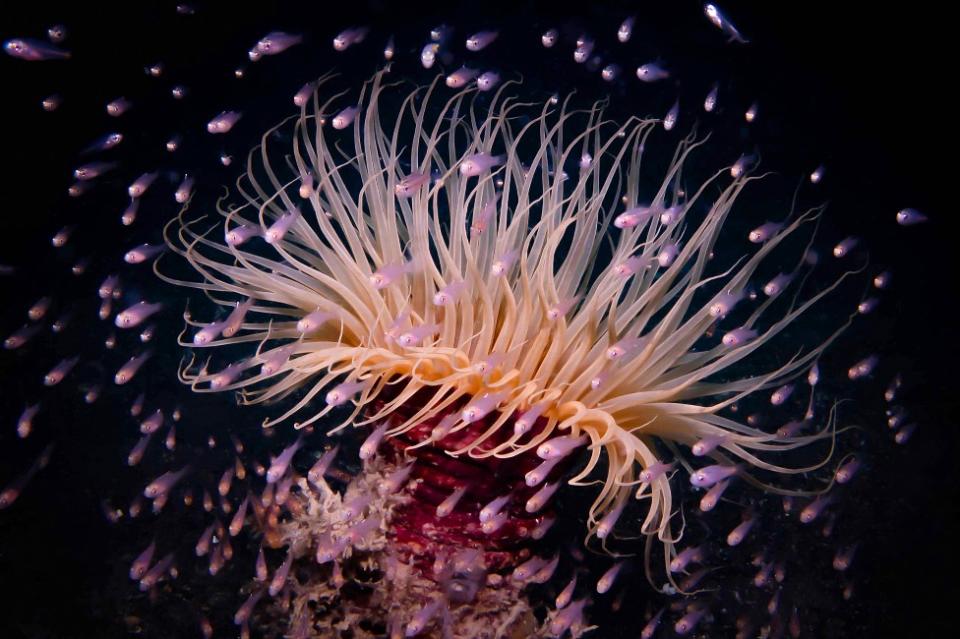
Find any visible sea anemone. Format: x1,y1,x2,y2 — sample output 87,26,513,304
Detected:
160,68,854,584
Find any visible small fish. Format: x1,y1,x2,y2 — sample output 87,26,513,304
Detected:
614,205,654,229
358,423,388,460
573,39,594,63
254,32,302,57
894,422,917,444
433,485,467,518
636,63,670,82
83,132,123,153
618,16,635,43
140,410,164,435
514,401,549,436
0,444,54,510
209,362,243,390
293,81,315,108
265,208,300,244
67,182,88,197
326,379,366,406
266,435,304,484
446,66,479,88
537,434,588,460
225,224,260,246
4,324,41,350
307,446,339,488
143,466,190,499
722,327,757,347
370,259,416,289
476,70,500,91
234,589,263,626
28,296,53,321
810,164,825,184
124,243,164,264
490,249,519,277
4,38,70,61
748,221,782,243
397,322,440,347
596,562,624,594
420,42,439,69
174,175,194,203
128,172,158,198
895,207,927,225
873,270,891,289
466,31,498,51
835,456,862,484
106,97,131,116
663,100,680,131
601,64,621,82
641,609,665,639
704,4,749,44
44,356,79,386
266,551,293,603
115,301,163,328
16,404,40,439
121,200,139,225
730,152,757,178
221,299,252,338
606,336,647,361
115,351,152,385
73,161,116,181
207,111,242,134
433,280,467,306
431,24,452,41
690,464,738,488
333,27,369,52
471,193,499,235
764,272,793,297
848,354,878,380
858,297,879,314
541,29,558,48
395,171,431,198
727,515,756,546
405,598,444,637
704,83,719,112
692,433,729,457
675,607,709,636
47,25,67,43
658,242,680,268
832,236,859,258
40,93,63,113
799,493,835,523
51,225,74,247
130,540,157,580
460,153,504,176
331,106,358,130
138,553,175,591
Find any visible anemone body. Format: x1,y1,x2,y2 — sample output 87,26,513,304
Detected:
163,69,850,579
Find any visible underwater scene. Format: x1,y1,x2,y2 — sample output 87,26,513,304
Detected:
1,1,956,638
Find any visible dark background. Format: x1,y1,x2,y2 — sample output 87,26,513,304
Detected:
0,1,957,637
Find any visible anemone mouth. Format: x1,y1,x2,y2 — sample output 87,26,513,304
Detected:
159,67,860,587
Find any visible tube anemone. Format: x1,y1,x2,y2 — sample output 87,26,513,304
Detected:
160,69,855,583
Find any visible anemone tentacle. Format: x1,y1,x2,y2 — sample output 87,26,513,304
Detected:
163,68,854,581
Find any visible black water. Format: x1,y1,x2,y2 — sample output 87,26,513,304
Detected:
0,1,957,637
